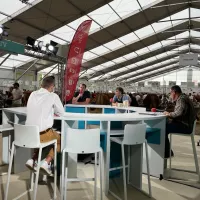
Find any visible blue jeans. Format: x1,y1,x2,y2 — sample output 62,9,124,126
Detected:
165,120,192,158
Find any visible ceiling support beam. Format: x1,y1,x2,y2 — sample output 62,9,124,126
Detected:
42,64,59,80
0,54,11,67
158,16,200,22
16,59,40,81
151,1,200,9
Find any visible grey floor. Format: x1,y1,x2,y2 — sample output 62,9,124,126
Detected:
1,133,200,200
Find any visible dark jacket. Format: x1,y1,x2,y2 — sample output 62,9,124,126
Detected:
170,94,196,129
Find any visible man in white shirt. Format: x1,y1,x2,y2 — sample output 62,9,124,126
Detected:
12,83,23,107
26,76,64,175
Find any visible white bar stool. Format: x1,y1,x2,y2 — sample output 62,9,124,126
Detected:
169,120,200,182
109,124,152,200
4,124,57,200
61,127,104,200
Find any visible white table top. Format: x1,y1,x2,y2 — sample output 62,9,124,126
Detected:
3,107,166,122
65,104,145,112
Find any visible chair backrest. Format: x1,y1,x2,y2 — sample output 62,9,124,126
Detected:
123,124,146,145
14,124,40,148
65,127,100,154
191,120,197,136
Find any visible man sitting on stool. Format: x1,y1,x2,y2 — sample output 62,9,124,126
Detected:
164,85,196,158
25,76,64,175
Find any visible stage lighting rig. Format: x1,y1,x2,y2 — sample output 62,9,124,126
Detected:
26,36,59,56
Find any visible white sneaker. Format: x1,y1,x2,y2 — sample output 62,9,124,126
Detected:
25,159,38,171
40,161,52,175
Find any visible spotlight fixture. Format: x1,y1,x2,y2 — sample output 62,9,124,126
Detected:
0,25,9,39
26,36,35,46
0,27,3,35
48,45,54,52
48,40,59,55
19,0,30,4
34,40,39,48
38,41,43,49
41,46,47,52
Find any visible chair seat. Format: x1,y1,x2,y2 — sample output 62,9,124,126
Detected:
63,147,102,154
14,139,57,148
110,137,123,145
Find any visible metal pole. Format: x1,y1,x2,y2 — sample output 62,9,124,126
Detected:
0,54,11,66
34,71,38,90
189,2,191,54
79,70,88,78
158,16,200,23
41,64,58,80
16,59,40,81
162,28,200,33
151,1,200,9
13,67,17,81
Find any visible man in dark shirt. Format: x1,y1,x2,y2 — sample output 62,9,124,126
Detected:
164,85,196,158
72,83,91,105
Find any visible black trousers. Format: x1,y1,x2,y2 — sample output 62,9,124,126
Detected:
165,120,192,158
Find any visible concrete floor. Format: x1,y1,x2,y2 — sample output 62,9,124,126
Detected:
1,133,200,200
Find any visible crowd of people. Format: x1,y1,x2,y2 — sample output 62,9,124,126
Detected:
0,83,32,108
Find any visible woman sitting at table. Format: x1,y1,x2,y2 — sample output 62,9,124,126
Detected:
112,87,131,105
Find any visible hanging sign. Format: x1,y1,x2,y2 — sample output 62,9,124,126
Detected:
179,54,198,66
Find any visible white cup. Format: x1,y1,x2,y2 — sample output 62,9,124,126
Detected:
123,100,129,107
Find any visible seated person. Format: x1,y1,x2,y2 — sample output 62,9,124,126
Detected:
143,93,160,111
72,83,91,105
25,76,64,174
112,87,131,105
164,85,196,158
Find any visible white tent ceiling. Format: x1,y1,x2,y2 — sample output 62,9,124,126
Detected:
0,0,200,83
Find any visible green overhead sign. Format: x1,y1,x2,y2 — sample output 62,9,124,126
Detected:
0,39,25,55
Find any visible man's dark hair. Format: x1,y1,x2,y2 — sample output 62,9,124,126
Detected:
13,82,19,87
116,87,124,94
41,76,55,88
171,85,182,94
81,83,86,88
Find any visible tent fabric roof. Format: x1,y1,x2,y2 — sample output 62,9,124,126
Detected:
1,0,200,83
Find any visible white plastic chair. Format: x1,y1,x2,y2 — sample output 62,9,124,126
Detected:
109,124,152,200
61,127,103,200
169,120,200,181
4,124,57,200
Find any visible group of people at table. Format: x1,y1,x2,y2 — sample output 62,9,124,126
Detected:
16,75,195,175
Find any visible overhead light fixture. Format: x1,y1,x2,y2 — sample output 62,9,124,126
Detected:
19,0,30,4
26,37,60,56
0,24,9,39
38,41,43,49
26,36,35,46
41,46,47,52
0,27,3,34
48,44,54,52
48,40,59,55
34,40,39,47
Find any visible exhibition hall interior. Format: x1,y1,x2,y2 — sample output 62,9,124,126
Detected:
1,0,200,200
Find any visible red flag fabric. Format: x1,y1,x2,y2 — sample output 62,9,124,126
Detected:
64,20,92,102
